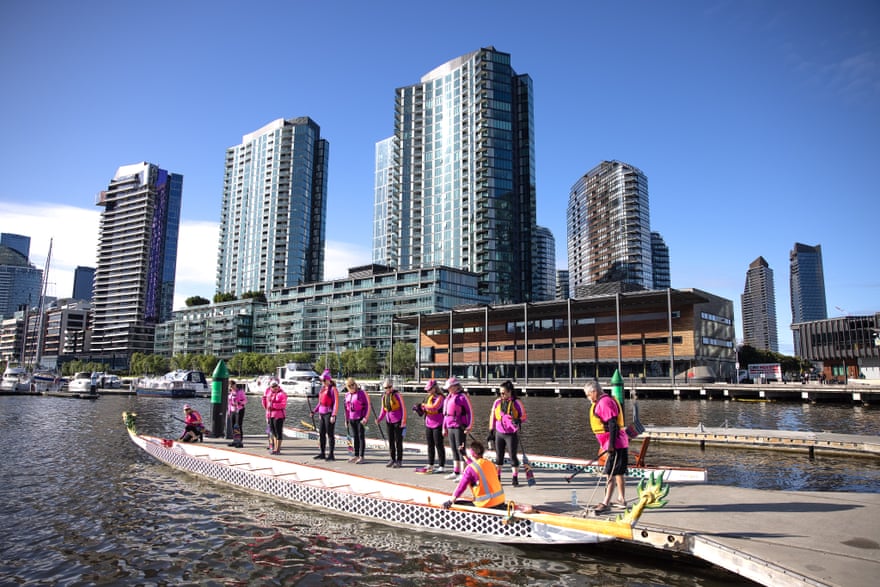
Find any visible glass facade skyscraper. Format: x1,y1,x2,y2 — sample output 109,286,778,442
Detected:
92,162,182,357
790,242,827,354
651,232,671,289
218,117,328,296
72,266,95,301
533,226,556,302
567,161,653,294
741,256,779,352
373,47,538,304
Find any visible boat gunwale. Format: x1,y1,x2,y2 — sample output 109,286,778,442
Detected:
126,428,634,545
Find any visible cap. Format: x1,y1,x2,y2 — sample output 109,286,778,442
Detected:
423,379,437,391
442,377,460,390
183,404,191,410
269,378,279,386
382,377,393,388
321,369,332,381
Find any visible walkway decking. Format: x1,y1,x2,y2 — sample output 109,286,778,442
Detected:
639,426,880,458
192,433,880,587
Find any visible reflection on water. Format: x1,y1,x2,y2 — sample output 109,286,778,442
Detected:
3,393,876,586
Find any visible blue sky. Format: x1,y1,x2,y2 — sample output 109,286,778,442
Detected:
1,0,878,355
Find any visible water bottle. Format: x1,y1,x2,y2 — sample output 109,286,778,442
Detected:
570,489,578,507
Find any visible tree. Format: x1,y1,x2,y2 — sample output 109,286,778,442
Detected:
185,296,211,307
214,292,236,303
241,291,267,302
387,341,415,378
357,347,380,376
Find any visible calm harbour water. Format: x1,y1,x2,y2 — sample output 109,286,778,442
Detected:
1,393,877,586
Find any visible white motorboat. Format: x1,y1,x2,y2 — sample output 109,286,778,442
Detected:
67,372,98,394
247,363,320,397
136,370,209,398
0,366,32,393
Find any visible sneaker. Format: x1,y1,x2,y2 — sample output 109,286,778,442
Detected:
434,466,444,474
386,459,395,467
392,460,401,468
445,472,460,480
348,457,358,463
313,454,326,460
326,455,335,462
355,457,365,464
512,477,520,487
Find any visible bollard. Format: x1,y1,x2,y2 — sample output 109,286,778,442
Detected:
610,369,624,407
211,360,230,438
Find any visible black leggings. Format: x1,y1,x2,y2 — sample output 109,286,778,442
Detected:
447,427,465,463
426,426,445,467
319,413,336,456
349,419,366,457
494,431,520,469
269,417,284,440
386,421,404,461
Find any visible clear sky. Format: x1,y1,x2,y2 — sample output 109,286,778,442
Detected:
1,0,877,355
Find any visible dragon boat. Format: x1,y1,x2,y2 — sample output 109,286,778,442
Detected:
284,424,708,483
123,411,672,545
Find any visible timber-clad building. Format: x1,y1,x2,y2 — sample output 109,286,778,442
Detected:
396,288,735,383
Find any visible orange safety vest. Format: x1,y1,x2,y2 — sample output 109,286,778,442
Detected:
467,458,505,508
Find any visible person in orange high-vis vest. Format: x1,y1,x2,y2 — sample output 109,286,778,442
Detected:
443,440,506,510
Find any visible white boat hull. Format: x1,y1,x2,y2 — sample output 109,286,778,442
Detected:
124,415,658,545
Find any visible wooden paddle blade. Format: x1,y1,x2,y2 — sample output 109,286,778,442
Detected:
524,463,536,486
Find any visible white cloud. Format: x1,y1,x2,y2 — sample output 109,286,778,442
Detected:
1,202,372,311
324,240,372,280
0,202,100,300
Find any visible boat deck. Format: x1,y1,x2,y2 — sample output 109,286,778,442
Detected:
193,433,879,587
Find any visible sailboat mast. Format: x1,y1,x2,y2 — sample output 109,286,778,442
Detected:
34,238,52,368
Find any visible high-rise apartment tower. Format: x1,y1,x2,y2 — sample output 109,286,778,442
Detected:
567,161,653,295
217,117,328,296
789,242,827,354
373,47,538,303
92,162,182,357
741,256,779,352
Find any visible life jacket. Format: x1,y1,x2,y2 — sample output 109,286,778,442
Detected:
423,392,443,415
494,399,525,433
319,384,337,407
467,458,505,508
346,389,368,419
382,391,401,412
590,394,624,434
443,393,471,428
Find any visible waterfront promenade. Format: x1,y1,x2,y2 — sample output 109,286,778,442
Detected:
197,432,879,587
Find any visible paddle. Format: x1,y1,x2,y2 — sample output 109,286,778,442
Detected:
626,400,646,438
519,438,536,486
305,394,318,430
369,397,388,448
564,451,607,483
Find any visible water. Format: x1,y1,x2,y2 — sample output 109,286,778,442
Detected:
1,394,877,586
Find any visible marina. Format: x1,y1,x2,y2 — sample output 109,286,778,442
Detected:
2,392,878,586
128,420,880,587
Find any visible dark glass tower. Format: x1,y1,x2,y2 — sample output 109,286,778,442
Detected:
790,242,827,354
